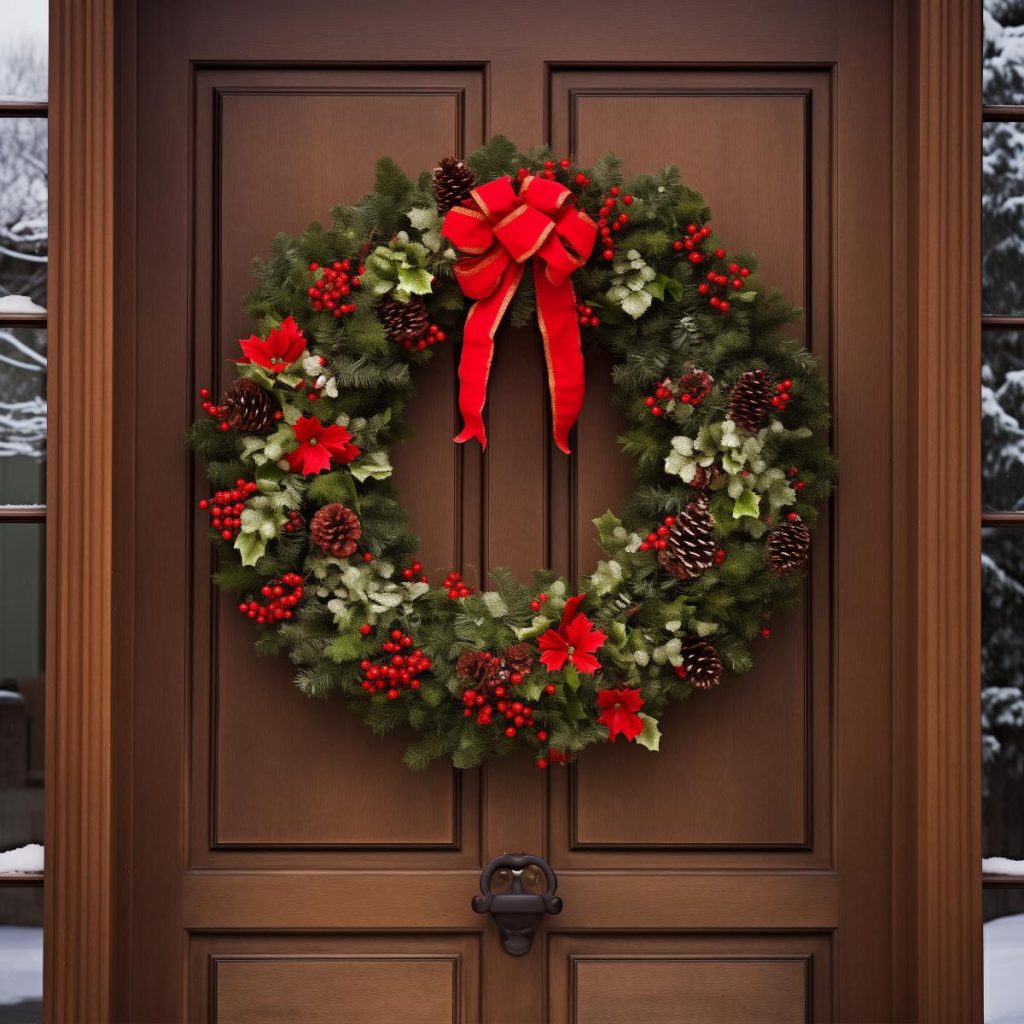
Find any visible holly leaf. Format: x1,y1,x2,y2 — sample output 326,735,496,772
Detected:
564,663,580,692
396,267,433,296
646,274,683,302
234,531,267,568
480,591,508,618
732,488,761,519
620,289,653,320
635,713,661,752
350,451,393,482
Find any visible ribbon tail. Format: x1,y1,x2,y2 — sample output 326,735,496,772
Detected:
453,262,525,450
534,263,586,455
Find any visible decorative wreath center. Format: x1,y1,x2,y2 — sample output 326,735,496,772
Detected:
188,137,837,770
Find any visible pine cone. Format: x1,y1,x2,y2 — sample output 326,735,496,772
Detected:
456,650,499,687
309,503,361,558
679,637,724,690
728,369,773,433
379,295,429,345
658,498,716,580
222,377,274,434
767,514,812,576
502,643,535,677
432,156,477,215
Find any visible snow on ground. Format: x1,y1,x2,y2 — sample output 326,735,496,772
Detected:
985,857,1024,876
987,913,1024,1023
0,845,42,874
0,296,44,315
0,927,41,1007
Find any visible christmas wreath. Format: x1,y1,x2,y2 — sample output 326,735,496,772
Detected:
188,136,837,770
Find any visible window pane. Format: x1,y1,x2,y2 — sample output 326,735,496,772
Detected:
0,525,44,861
984,331,1024,510
983,527,1024,858
0,886,42,1024
0,328,45,506
986,1,1024,105
984,121,1024,316
0,118,46,311
0,1,47,103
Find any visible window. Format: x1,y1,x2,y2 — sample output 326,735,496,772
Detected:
0,2,47,1022
982,3,1024,1021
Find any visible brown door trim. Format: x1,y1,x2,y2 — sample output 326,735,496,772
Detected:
896,0,983,1019
44,0,982,1020
44,0,116,1021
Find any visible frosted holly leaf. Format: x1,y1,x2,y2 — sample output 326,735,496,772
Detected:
480,591,508,618
589,559,624,597
350,450,393,482
635,713,661,752
406,206,444,252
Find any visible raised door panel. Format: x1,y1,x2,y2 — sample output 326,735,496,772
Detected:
548,934,830,1024
189,934,480,1023
548,68,833,864
188,66,487,863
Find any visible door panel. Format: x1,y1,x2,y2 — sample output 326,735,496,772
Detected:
548,935,830,1024
120,2,897,1021
189,935,480,1023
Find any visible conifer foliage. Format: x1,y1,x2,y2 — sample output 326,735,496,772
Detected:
187,137,837,771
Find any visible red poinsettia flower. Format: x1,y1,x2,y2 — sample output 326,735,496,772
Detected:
286,415,361,476
596,687,644,743
238,315,307,372
538,594,607,674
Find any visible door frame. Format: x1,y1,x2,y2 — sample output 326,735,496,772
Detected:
42,0,981,1020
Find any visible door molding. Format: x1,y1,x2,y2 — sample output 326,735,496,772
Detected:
46,0,981,1020
45,0,116,1022
896,0,983,1019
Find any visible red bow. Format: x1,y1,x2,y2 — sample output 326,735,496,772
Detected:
441,175,597,454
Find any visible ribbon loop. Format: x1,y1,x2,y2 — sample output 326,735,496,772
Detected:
441,174,597,454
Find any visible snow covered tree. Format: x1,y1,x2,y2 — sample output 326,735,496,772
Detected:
982,0,1024,855
0,40,47,488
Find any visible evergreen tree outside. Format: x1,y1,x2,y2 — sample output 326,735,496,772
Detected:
983,0,1024,857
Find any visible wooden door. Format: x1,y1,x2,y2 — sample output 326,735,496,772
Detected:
116,2,897,1020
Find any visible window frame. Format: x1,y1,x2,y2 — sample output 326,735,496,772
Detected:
0,90,47,892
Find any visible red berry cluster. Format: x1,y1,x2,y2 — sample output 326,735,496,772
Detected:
529,591,550,613
785,465,806,493
282,509,302,534
237,572,304,625
674,225,752,313
359,628,432,700
595,185,633,261
576,301,601,328
515,157,591,189
771,378,795,411
307,260,362,318
460,652,552,743
643,369,714,417
443,570,474,600
672,222,713,262
294,356,330,403
638,515,676,552
400,322,447,352
198,478,259,541
400,559,429,583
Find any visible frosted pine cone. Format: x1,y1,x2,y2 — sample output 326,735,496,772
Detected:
380,295,429,345
767,514,811,576
309,503,361,558
658,498,716,580
432,157,477,215
222,377,274,434
728,369,773,433
678,637,724,690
